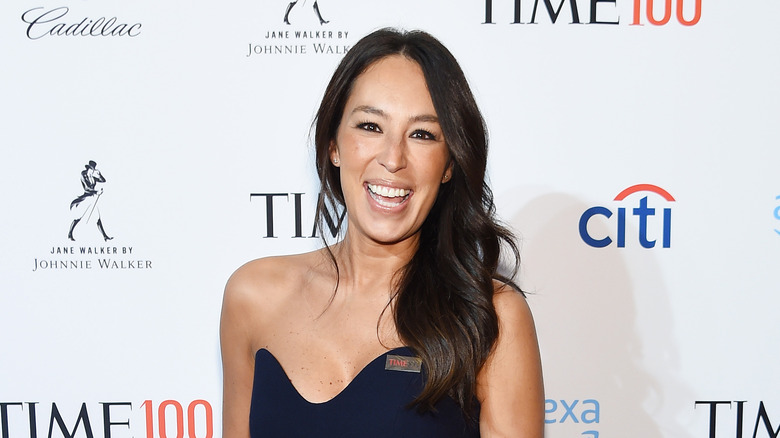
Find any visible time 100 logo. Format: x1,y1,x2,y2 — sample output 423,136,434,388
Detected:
0,399,213,438
482,0,701,26
141,400,212,438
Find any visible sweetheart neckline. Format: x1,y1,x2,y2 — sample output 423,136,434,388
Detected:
255,346,414,405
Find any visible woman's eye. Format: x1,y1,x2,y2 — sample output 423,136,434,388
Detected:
410,130,437,141
357,122,381,133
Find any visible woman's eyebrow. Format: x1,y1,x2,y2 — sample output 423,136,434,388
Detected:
409,114,439,124
351,105,386,118
351,105,439,124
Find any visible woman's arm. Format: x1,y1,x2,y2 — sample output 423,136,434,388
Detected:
477,286,545,437
220,268,259,438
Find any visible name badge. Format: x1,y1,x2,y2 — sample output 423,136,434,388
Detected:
385,355,422,373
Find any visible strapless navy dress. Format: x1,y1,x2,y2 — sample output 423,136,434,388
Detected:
249,347,480,437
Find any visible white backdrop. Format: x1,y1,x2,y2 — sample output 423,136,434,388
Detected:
2,1,779,437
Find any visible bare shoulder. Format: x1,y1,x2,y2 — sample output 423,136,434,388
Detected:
488,282,540,374
226,254,299,296
477,281,544,437
491,282,535,334
221,250,331,349
225,250,329,300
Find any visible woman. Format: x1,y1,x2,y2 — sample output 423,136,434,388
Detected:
221,28,543,437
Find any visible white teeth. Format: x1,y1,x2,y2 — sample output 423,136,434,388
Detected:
372,195,402,208
367,184,410,198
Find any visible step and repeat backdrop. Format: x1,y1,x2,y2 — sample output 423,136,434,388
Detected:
2,0,778,437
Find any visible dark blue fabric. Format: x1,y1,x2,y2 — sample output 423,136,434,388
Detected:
249,346,480,437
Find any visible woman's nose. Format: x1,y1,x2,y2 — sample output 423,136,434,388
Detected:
376,134,407,173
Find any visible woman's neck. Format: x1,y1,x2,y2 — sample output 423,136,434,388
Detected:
332,230,419,295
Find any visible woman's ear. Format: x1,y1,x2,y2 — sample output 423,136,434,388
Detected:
442,161,453,183
330,141,340,167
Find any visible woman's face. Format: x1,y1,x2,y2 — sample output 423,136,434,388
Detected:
331,55,452,246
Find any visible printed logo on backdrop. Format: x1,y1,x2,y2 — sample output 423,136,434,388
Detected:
579,184,674,249
0,399,213,438
250,192,345,238
482,0,701,26
774,195,780,236
695,400,780,438
20,6,142,40
67,161,112,242
282,0,330,25
546,398,600,437
32,160,153,272
247,1,351,58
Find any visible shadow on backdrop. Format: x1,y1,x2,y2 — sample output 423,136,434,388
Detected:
505,190,692,437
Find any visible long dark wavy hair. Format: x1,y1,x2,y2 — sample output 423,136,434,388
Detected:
313,28,521,415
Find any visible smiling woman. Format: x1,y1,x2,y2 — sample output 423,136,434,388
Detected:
330,55,452,246
220,28,544,438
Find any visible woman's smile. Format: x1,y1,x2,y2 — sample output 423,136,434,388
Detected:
365,182,412,210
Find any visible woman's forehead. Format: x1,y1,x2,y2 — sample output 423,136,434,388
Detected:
343,56,437,120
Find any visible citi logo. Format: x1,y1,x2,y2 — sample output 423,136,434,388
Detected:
579,184,674,249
